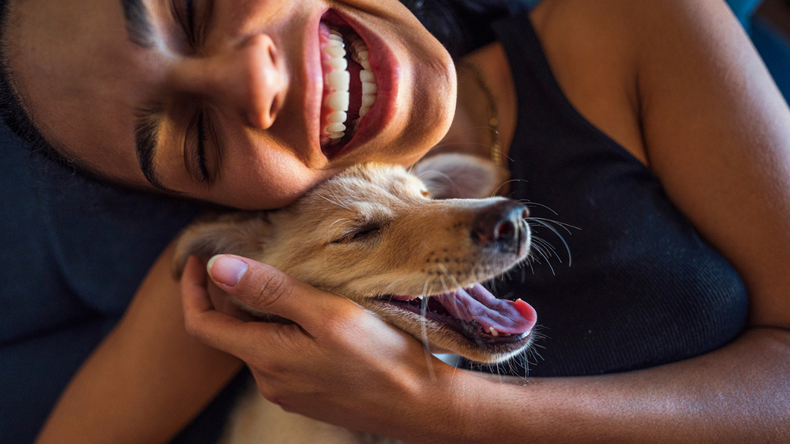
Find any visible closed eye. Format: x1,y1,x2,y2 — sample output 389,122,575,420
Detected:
185,108,212,182
171,0,197,48
171,0,214,52
352,227,380,240
332,226,382,244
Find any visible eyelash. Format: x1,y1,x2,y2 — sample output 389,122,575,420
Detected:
172,0,198,48
185,0,198,47
195,110,210,182
175,0,211,182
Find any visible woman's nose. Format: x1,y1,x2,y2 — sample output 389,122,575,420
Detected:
173,34,287,129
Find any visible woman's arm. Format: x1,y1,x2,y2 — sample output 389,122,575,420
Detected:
439,328,790,443
181,1,790,443
434,0,790,441
35,244,243,444
421,0,790,440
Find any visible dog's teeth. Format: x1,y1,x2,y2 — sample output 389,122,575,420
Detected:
490,327,499,337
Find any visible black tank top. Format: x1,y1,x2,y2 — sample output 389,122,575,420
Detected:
461,13,748,377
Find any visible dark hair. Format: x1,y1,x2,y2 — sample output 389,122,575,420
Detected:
0,0,76,168
400,0,531,58
0,0,530,163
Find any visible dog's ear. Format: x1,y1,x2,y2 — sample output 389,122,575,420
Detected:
172,214,269,278
413,153,509,199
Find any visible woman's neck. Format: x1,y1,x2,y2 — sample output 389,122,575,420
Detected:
431,43,518,165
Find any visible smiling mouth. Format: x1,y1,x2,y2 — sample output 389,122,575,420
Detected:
375,283,537,346
318,15,378,158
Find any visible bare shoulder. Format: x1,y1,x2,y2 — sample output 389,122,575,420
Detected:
532,0,735,42
526,0,761,164
528,0,651,163
538,0,790,330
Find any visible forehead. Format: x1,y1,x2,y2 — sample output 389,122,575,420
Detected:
6,0,159,185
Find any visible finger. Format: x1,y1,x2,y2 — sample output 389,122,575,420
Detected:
180,255,254,355
206,254,348,328
183,256,321,366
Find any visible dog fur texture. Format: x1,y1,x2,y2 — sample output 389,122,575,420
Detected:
173,154,535,443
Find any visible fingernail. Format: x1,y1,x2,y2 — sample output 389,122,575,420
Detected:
207,255,248,287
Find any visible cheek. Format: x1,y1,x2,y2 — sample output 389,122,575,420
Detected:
201,119,339,209
210,157,333,209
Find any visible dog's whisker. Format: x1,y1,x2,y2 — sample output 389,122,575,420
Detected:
437,262,464,293
535,247,556,273
419,279,438,383
332,188,355,211
529,218,573,266
531,236,558,257
529,216,579,234
515,199,560,216
491,178,529,198
318,193,352,211
438,274,451,298
524,256,536,278
378,276,411,296
532,243,557,275
529,242,548,260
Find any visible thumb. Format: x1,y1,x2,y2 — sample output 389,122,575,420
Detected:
206,254,332,327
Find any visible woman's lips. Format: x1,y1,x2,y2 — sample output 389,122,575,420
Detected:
317,9,399,160
318,22,365,149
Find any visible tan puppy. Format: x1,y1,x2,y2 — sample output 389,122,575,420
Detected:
174,154,537,443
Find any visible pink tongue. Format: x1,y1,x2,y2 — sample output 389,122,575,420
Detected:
435,284,537,335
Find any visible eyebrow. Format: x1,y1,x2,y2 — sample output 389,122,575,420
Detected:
134,105,176,193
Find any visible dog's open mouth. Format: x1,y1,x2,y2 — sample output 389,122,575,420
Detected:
378,283,537,344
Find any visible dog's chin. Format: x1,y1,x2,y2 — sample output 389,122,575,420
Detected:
357,262,537,364
363,297,534,364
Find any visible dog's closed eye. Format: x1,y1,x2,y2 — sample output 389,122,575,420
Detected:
332,225,383,244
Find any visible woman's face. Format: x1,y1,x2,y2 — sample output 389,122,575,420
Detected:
7,0,456,209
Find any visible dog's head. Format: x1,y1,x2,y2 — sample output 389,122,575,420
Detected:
174,154,536,363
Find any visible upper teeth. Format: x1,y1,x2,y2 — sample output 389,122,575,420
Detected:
322,28,378,145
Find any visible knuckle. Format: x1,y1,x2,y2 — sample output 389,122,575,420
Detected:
183,318,198,338
182,313,202,338
250,270,291,309
321,314,347,337
183,318,209,344
322,304,365,341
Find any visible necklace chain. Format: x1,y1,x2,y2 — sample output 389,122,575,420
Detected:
458,61,503,167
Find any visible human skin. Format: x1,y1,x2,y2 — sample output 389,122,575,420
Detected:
5,0,456,209
183,0,790,442
22,0,790,443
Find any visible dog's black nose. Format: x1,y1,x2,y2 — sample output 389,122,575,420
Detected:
472,200,529,250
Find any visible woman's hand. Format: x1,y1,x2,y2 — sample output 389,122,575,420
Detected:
180,255,456,440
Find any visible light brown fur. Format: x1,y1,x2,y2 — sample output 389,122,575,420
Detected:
173,153,534,443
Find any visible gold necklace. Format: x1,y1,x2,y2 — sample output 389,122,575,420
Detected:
458,61,503,167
